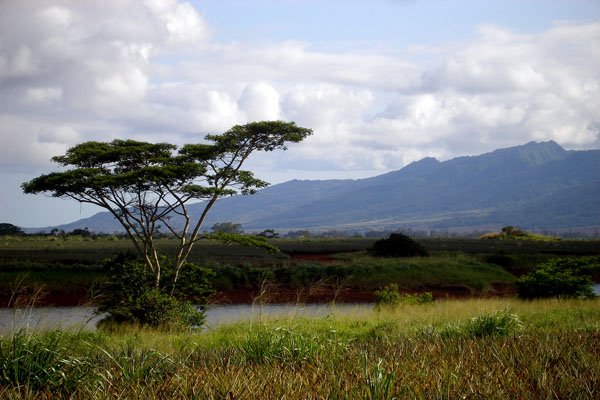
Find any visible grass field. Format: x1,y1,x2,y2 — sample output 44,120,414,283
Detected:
1,237,599,398
1,298,598,399
1,235,599,306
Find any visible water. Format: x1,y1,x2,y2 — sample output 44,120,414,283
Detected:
4,288,600,333
0,303,373,333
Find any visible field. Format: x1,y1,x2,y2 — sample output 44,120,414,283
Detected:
1,236,599,398
1,235,599,306
1,298,599,399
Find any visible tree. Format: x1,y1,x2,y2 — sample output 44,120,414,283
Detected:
210,222,243,234
0,223,24,236
69,228,91,237
257,229,279,238
515,257,599,299
370,233,429,257
22,120,312,295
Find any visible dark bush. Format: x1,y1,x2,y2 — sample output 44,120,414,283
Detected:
486,252,514,268
370,233,429,257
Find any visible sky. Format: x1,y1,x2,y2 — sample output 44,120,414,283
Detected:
1,0,599,228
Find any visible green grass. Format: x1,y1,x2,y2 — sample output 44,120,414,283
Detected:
2,236,598,306
1,237,521,305
344,252,515,290
0,298,598,399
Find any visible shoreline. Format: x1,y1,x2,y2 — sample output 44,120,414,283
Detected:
0,282,517,308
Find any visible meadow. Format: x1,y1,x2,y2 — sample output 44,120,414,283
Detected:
1,235,599,398
1,235,599,305
1,298,599,399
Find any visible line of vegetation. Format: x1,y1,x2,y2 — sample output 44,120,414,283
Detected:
4,233,600,307
516,256,600,299
1,298,598,399
20,120,312,329
480,225,561,241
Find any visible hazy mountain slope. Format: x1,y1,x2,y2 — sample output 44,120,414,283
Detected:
30,141,600,233
236,141,590,229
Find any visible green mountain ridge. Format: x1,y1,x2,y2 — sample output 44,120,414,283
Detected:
26,141,600,234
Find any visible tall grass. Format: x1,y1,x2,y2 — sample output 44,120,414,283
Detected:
0,298,598,399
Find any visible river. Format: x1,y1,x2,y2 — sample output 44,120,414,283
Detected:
2,284,599,333
0,303,374,333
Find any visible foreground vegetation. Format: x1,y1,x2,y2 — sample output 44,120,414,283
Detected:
1,298,598,399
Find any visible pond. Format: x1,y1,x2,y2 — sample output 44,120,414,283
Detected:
0,303,374,333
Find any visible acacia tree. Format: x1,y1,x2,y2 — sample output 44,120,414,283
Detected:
23,121,312,292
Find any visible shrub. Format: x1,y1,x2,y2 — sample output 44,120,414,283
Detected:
238,327,322,364
515,257,599,299
95,254,213,330
97,289,205,330
374,284,402,306
466,311,522,338
375,283,433,307
370,233,428,257
0,331,90,391
421,311,522,339
480,225,559,241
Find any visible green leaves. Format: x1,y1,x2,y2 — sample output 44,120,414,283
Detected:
52,140,176,168
207,120,312,153
22,121,311,322
23,121,312,203
515,256,600,299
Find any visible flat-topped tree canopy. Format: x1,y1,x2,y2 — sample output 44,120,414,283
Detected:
22,120,312,289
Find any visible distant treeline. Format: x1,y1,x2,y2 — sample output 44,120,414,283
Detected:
4,221,600,240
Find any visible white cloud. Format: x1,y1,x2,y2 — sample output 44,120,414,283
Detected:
38,125,80,145
38,5,73,29
0,116,71,167
143,0,209,45
0,1,599,226
238,82,281,121
25,87,63,103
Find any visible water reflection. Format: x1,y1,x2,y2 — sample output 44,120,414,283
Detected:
0,303,373,333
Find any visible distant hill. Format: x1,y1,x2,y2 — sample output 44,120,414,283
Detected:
29,141,600,234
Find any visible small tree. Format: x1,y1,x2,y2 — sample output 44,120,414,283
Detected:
210,222,243,234
0,223,24,236
515,257,599,299
370,233,429,257
22,121,312,326
257,229,279,239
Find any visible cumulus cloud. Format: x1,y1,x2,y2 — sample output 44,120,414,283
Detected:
0,1,599,212
239,82,281,121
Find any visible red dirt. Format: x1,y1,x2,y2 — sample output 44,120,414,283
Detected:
0,283,517,308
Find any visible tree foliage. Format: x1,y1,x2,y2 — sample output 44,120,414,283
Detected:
370,233,429,257
0,223,24,236
22,121,312,326
210,222,243,234
480,225,559,241
515,257,599,299
96,253,214,330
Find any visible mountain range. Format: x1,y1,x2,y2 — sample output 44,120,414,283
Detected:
32,141,600,234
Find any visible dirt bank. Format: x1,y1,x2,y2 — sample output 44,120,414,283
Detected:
1,283,516,308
